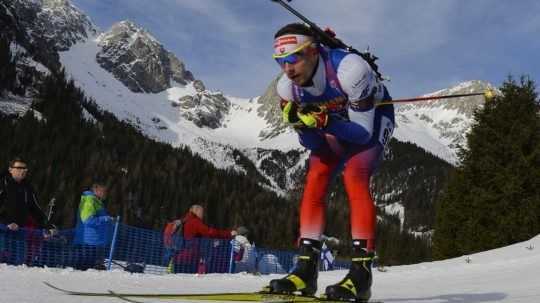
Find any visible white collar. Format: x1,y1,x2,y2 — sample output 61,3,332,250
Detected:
302,55,326,96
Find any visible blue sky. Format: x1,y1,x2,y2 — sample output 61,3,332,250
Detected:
72,0,540,99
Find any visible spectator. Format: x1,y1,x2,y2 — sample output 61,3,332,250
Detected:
320,242,335,271
231,226,254,273
173,204,236,273
232,226,252,263
73,181,113,270
162,218,182,272
182,204,236,240
321,234,340,248
0,157,55,265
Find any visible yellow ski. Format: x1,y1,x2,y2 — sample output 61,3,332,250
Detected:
44,281,382,302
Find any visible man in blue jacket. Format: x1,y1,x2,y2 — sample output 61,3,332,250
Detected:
73,181,113,270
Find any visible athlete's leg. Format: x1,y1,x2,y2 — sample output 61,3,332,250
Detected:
299,151,341,240
324,144,382,301
342,144,383,251
326,87,394,301
268,150,340,295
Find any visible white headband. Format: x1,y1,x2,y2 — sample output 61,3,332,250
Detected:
273,34,312,55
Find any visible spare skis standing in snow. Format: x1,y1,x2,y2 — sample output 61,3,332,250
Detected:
44,282,383,302
270,0,383,81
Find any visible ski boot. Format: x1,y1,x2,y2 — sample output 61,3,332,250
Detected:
266,238,321,296
325,240,374,302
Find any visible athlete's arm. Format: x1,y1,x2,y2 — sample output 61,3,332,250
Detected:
325,54,381,145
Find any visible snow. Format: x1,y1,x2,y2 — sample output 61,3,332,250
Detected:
394,103,466,165
59,36,297,150
1,235,539,303
9,42,51,75
0,95,44,120
382,202,405,229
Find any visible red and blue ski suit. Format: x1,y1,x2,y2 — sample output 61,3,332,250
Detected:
277,47,395,251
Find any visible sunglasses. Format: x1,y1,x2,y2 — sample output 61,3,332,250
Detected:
273,41,313,66
11,166,28,170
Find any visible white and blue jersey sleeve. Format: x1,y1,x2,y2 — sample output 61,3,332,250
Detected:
325,54,385,145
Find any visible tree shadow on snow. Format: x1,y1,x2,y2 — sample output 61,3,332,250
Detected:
381,292,507,303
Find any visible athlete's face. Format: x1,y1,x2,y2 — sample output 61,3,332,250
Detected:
280,45,319,86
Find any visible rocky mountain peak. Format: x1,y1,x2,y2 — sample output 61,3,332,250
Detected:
257,74,288,140
103,20,155,44
43,0,70,8
96,20,195,94
2,0,96,71
395,80,497,164
175,90,231,129
38,0,96,50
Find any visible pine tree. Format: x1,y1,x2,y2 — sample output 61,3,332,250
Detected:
433,77,540,259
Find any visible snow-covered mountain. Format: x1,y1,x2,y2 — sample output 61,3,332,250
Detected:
1,0,492,194
96,20,194,93
394,80,497,165
57,33,305,193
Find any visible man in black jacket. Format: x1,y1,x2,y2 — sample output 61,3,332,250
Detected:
0,157,54,265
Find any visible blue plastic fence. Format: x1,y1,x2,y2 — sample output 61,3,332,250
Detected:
0,222,349,274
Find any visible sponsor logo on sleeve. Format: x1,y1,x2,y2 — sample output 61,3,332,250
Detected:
352,74,367,88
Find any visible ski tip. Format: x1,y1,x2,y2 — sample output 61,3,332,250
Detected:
43,281,64,292
43,281,55,287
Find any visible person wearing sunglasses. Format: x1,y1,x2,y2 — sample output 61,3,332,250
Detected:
266,23,395,302
0,157,53,232
0,157,55,265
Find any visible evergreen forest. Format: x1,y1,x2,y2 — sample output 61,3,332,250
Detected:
433,77,540,259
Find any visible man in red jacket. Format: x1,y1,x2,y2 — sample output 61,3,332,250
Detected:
182,204,237,240
173,204,236,273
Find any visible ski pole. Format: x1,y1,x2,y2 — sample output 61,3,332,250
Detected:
107,216,121,271
270,0,497,105
47,197,56,221
376,89,496,106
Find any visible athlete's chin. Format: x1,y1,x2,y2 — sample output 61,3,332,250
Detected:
290,76,305,86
